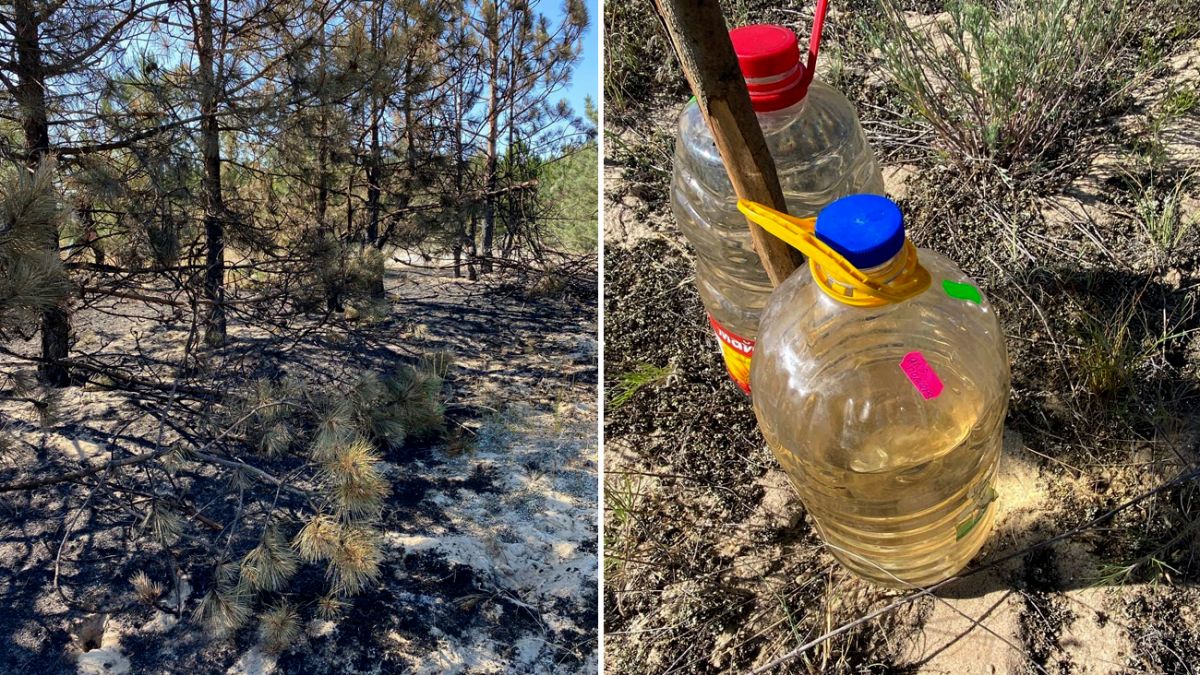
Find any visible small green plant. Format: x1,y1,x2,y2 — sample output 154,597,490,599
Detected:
544,380,579,437
1122,169,1197,257
868,0,1127,175
418,350,454,379
821,44,848,91
1161,85,1199,118
1075,294,1198,417
1137,33,1168,72
603,473,645,587
1094,557,1182,586
608,363,674,409
1077,303,1145,403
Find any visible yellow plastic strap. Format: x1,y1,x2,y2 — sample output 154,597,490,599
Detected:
737,199,931,307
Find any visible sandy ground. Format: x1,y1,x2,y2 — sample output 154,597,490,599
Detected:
602,20,1200,675
0,255,598,673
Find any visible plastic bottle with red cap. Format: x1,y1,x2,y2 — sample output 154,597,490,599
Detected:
670,19,884,394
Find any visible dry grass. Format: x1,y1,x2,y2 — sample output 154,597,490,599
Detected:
867,0,1129,177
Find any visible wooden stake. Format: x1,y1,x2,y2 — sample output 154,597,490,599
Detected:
652,0,803,286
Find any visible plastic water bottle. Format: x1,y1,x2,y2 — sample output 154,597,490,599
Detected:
748,195,1010,586
670,21,884,393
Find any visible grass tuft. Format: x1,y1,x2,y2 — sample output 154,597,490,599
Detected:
1128,171,1197,257
608,363,673,409
603,473,645,590
130,571,164,606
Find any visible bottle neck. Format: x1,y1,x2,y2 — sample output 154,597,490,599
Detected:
756,92,809,119
861,248,909,283
745,64,810,113
817,246,909,298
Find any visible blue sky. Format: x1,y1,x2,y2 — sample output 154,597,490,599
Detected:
555,0,599,119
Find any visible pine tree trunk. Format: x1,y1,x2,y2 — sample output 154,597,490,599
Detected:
365,99,385,299
81,205,104,266
365,131,380,246
468,213,478,281
196,0,226,346
345,172,355,237
481,21,500,276
357,1,386,299
317,104,342,312
14,0,70,387
316,41,331,230
317,109,330,227
451,77,468,283
502,21,520,263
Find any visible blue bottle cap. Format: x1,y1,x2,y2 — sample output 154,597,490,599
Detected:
814,194,905,269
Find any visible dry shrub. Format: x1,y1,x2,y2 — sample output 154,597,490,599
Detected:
868,0,1128,176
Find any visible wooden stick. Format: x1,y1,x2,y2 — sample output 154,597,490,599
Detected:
652,0,803,286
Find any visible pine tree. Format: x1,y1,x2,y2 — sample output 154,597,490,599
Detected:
0,0,592,648
0,161,70,342
0,0,165,384
471,0,588,275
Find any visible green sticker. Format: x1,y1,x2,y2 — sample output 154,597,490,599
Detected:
942,279,982,304
688,95,696,106
955,487,998,541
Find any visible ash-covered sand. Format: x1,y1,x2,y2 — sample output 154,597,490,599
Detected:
603,11,1200,674
0,256,598,673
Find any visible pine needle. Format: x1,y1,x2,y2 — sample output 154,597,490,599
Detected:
259,602,301,653
193,583,252,637
240,527,300,592
294,513,341,562
328,526,383,595
141,501,182,547
322,437,389,520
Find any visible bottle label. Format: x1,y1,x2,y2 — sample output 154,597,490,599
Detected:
942,279,982,304
899,351,944,400
708,315,754,394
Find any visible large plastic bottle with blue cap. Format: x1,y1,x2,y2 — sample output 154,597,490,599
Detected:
751,194,1010,586
671,23,883,393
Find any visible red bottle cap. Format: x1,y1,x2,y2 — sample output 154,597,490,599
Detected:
729,24,809,112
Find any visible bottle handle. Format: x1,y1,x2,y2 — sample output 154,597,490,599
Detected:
802,0,829,95
737,198,931,307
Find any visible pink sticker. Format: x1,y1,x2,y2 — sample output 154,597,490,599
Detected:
900,351,943,400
